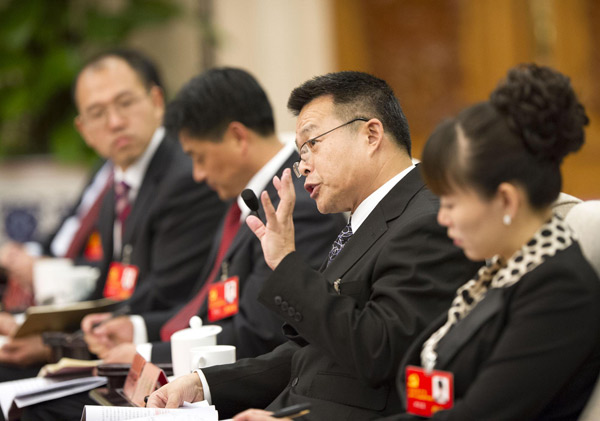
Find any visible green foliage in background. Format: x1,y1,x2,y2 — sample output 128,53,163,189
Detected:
0,0,180,164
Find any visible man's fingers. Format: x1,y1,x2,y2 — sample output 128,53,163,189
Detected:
165,393,182,408
1,342,17,352
272,174,281,190
275,169,296,217
92,324,108,336
82,313,110,333
233,409,275,421
246,215,266,240
260,190,277,223
146,391,168,408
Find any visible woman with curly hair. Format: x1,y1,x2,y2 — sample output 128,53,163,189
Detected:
389,63,600,420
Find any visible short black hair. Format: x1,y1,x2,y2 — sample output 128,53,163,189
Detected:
164,67,275,141
73,48,164,103
287,71,411,155
422,63,588,209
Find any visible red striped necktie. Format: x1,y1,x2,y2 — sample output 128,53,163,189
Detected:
64,174,113,260
160,201,242,341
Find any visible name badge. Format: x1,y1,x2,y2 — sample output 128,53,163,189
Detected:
208,276,239,322
103,262,139,300
124,353,169,407
405,365,454,417
83,230,103,261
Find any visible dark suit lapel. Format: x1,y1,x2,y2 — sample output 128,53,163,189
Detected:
434,287,504,368
322,166,426,281
121,137,173,252
322,206,387,281
98,188,115,263
223,223,252,263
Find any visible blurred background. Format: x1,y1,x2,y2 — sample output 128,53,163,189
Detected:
1,0,598,244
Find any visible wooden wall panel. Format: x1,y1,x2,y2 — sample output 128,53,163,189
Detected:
335,0,463,159
334,0,600,199
553,0,599,199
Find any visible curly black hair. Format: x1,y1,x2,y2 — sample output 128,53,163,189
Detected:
421,63,589,208
490,63,588,163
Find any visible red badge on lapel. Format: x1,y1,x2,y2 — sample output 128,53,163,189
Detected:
103,262,139,300
83,230,103,261
208,276,239,322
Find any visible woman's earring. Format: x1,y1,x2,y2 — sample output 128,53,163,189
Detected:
503,214,512,226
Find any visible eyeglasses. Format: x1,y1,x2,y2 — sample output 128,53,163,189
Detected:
79,92,148,129
292,117,369,178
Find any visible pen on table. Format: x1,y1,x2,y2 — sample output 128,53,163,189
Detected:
272,402,311,419
220,403,311,421
71,305,131,339
92,304,131,330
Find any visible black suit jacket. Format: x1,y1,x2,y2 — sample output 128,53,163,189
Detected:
203,167,482,419
89,134,227,313
146,151,347,361
390,243,600,421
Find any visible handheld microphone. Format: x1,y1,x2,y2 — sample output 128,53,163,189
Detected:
241,189,261,221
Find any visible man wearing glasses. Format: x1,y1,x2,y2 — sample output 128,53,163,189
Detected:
147,71,480,419
0,50,225,380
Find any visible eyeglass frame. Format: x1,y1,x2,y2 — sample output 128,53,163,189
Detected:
77,89,152,130
292,117,370,178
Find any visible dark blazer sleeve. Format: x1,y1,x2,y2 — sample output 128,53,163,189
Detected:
258,208,476,388
425,251,600,421
203,341,299,418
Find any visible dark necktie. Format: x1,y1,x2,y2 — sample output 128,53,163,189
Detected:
327,220,353,267
160,202,242,341
114,180,131,239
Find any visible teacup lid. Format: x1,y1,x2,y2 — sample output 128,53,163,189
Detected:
170,316,222,339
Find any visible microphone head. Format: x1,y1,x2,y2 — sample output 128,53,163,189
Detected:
241,189,259,212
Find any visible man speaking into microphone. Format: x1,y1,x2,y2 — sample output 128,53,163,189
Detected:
147,71,481,420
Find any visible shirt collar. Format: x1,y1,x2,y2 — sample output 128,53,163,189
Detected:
236,141,296,220
350,164,416,232
113,127,164,198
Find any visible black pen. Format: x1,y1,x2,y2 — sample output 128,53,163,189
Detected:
71,304,131,339
271,402,311,419
91,304,131,330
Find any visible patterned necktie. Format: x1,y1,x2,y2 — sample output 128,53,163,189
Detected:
114,181,132,235
327,220,353,267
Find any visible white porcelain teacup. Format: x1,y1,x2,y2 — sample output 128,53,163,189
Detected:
170,316,222,377
190,345,236,370
33,258,99,305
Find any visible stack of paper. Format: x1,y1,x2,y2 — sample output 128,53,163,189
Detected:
0,376,107,420
80,401,218,421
